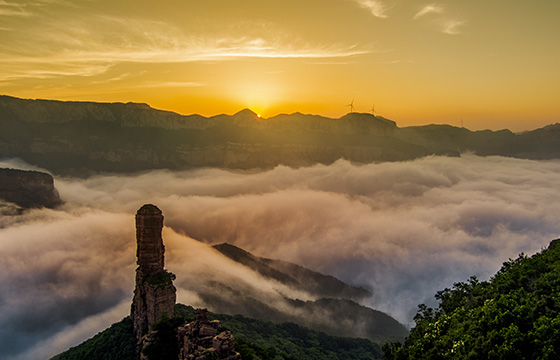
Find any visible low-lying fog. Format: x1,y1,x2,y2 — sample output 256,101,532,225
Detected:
2,155,560,359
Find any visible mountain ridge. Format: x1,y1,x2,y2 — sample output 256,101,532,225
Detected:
213,243,371,301
2,95,559,176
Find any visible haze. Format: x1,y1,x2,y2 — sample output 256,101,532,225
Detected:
1,0,559,131
2,155,560,359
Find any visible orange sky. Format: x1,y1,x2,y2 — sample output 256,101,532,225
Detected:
0,0,559,131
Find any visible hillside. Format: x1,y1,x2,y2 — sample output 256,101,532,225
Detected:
205,243,408,344
385,239,560,359
54,305,384,360
214,243,370,301
3,95,559,175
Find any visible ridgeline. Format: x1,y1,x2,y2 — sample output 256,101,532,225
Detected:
2,95,559,176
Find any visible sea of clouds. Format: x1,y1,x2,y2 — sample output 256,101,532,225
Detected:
2,154,560,359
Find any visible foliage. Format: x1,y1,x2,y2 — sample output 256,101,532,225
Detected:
52,317,136,360
176,304,383,359
141,314,185,360
386,240,560,360
55,304,383,360
145,270,176,288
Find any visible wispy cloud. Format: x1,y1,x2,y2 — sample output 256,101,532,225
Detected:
413,4,445,20
0,7,32,17
355,0,388,19
442,20,466,35
139,81,204,88
0,12,372,82
411,4,466,35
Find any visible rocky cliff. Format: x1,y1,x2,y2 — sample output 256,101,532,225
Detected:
131,204,239,360
0,168,62,209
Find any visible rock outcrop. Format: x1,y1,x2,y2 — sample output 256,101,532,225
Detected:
177,309,240,360
131,204,176,340
0,168,62,209
131,204,240,359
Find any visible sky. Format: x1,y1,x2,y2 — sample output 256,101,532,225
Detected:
0,0,559,131
2,155,560,359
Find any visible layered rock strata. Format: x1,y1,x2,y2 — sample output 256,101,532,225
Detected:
0,168,61,209
131,204,176,340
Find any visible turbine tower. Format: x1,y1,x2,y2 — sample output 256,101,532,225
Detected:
346,99,355,113
370,104,376,116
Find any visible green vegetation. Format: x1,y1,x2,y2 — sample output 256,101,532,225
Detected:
55,304,382,360
52,317,136,360
145,270,176,288
141,314,184,360
175,304,383,360
384,239,560,360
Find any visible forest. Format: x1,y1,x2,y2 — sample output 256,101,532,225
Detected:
384,239,560,360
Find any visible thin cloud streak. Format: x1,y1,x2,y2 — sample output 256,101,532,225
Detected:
442,19,466,35
355,0,388,18
0,13,372,81
0,8,373,82
0,7,31,16
413,4,445,20
0,43,371,81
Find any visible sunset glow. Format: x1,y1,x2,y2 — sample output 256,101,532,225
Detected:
0,0,559,131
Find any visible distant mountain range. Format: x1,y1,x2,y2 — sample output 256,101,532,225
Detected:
2,95,559,175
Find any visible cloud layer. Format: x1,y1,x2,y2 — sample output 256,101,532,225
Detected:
2,155,560,358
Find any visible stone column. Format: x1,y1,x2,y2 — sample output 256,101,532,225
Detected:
131,204,176,340
135,204,165,275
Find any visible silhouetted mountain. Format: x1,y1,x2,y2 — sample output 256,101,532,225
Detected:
2,95,558,175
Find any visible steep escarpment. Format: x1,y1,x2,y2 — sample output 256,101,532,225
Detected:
0,168,62,209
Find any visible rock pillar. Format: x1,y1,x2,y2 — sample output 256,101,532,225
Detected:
131,204,176,340
135,204,165,275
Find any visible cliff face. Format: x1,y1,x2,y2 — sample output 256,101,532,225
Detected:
130,204,239,360
0,168,62,209
131,204,176,339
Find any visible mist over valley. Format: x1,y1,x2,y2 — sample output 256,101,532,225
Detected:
2,153,560,359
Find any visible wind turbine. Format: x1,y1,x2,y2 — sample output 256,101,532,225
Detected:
346,99,355,113
370,104,376,116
